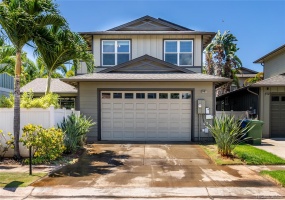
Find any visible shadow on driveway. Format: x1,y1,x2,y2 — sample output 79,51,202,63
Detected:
51,149,130,177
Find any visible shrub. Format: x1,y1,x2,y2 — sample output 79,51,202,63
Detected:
0,94,14,108
0,130,14,159
21,124,65,164
20,91,60,109
58,113,95,153
206,114,250,156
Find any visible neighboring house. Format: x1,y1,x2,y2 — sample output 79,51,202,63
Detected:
216,67,259,115
62,16,230,142
252,44,285,138
0,73,14,97
20,78,77,109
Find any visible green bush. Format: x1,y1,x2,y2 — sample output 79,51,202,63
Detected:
58,113,95,153
0,130,14,159
206,114,250,156
20,91,60,109
21,124,65,164
0,94,14,108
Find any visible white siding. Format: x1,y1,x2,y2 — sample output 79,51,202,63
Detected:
264,52,285,79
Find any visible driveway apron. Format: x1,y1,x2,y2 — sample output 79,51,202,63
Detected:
32,143,275,188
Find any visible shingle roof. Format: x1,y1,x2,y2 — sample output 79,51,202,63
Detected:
21,78,77,94
62,73,231,84
253,44,285,63
252,73,285,87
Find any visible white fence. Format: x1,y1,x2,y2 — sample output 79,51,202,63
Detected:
216,111,248,119
0,106,80,157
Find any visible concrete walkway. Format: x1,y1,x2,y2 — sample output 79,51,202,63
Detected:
254,138,285,159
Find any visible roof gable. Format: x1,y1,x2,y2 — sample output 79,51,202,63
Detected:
99,55,194,74
108,15,193,31
239,67,258,74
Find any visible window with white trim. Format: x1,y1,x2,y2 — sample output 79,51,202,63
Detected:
102,40,130,66
164,40,193,66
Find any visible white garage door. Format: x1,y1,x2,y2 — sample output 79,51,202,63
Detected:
101,91,192,141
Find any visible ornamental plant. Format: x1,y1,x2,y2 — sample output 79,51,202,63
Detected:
0,94,14,108
21,124,65,164
0,130,14,159
206,114,251,156
58,113,95,153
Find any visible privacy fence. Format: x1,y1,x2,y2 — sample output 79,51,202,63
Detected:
0,106,80,157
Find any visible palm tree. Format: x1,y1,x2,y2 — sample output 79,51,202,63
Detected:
35,27,94,94
0,0,66,159
204,30,242,93
244,72,264,86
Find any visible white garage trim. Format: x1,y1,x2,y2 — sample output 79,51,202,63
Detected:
98,88,194,141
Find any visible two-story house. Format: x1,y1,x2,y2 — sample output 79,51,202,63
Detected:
253,44,285,138
63,16,230,142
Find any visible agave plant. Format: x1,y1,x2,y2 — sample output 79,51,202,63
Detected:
58,113,95,153
206,114,251,156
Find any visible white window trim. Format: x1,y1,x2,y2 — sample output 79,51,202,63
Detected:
164,40,193,66
102,40,131,66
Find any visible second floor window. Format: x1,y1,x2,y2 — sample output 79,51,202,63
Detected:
164,40,193,66
102,40,130,66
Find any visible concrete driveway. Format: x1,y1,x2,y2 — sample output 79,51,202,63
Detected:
33,143,275,188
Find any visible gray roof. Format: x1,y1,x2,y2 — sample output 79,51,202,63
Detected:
62,73,231,86
79,30,215,35
252,73,285,87
21,78,77,94
254,44,285,63
108,15,193,31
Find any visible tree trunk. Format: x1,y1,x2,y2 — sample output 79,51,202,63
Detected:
45,73,52,94
13,51,21,160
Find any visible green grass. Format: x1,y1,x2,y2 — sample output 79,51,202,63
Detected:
201,144,285,165
0,172,46,188
233,144,285,165
201,145,244,165
261,170,285,187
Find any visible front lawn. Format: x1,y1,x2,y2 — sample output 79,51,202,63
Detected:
261,170,285,187
233,144,285,165
202,144,285,165
0,172,46,187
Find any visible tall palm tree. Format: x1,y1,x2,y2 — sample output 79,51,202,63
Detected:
0,0,66,159
205,30,242,92
35,27,94,94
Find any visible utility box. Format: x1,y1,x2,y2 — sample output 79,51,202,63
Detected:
197,99,205,114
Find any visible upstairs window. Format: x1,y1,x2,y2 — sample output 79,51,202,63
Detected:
164,40,193,66
102,40,130,66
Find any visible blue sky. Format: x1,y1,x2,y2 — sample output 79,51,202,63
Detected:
25,0,285,72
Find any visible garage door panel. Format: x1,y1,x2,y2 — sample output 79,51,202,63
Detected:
159,103,169,110
147,103,157,109
124,103,134,110
170,103,180,109
124,112,134,119
136,103,145,110
113,112,123,119
113,103,123,109
147,113,157,119
101,91,191,141
271,95,285,137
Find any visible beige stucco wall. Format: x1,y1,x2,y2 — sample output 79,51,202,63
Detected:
264,52,285,79
92,34,202,71
79,81,214,141
259,86,285,138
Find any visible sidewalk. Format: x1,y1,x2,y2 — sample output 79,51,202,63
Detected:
254,138,285,159
1,186,285,199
